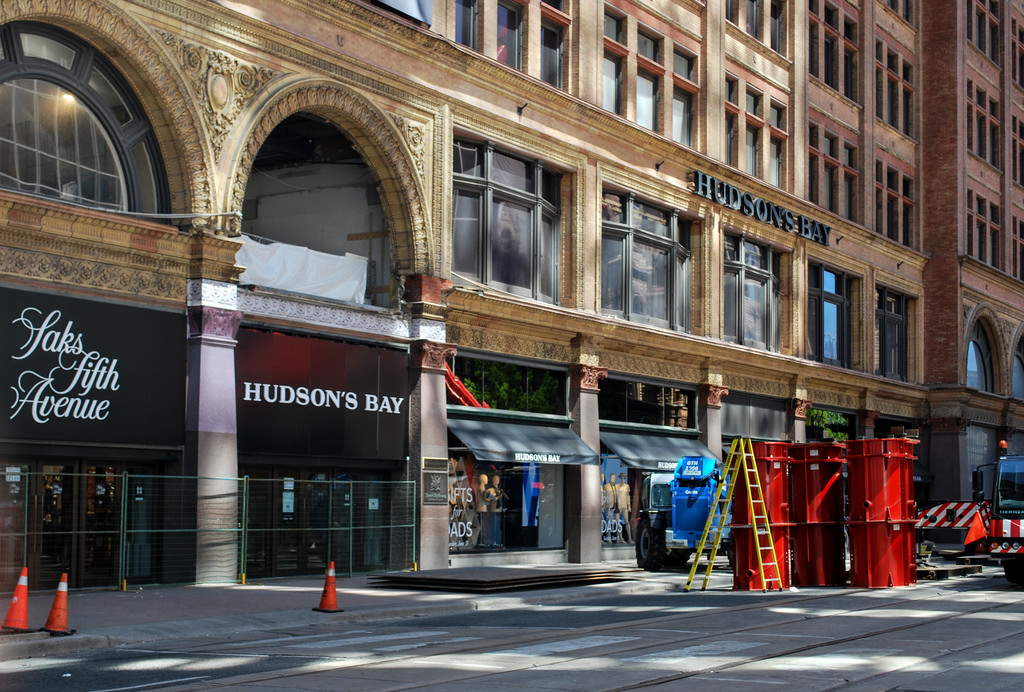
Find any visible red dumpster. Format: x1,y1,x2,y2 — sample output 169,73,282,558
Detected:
847,519,917,588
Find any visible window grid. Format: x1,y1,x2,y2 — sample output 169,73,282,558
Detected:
968,0,1001,63
876,287,907,380
723,235,780,352
809,125,857,217
966,189,1001,269
809,2,857,99
808,263,851,368
968,82,1000,168
874,160,914,247
600,191,691,331
875,40,914,137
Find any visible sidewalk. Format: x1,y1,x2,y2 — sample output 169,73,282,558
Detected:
0,562,677,662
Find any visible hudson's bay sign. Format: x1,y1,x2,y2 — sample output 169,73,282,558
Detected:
693,170,832,246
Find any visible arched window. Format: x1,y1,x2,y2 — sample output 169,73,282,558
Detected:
1013,340,1024,399
0,22,165,213
967,322,994,392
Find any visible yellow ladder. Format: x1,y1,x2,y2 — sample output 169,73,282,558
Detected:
685,438,782,592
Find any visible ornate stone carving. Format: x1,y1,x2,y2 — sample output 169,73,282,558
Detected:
413,340,456,371
791,398,812,419
390,113,426,177
699,383,730,408
928,416,967,435
160,33,275,164
571,364,608,392
187,305,242,339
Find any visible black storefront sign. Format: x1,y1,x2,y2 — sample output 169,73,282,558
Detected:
1,286,186,446
235,328,408,459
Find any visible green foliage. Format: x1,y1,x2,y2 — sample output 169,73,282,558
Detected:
806,408,850,441
461,360,563,414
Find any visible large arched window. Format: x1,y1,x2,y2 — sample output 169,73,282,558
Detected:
1013,340,1024,399
967,322,994,392
0,22,165,213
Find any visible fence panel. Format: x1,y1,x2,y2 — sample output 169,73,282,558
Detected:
0,473,415,590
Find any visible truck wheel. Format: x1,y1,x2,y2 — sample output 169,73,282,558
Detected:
635,516,667,572
1004,559,1024,586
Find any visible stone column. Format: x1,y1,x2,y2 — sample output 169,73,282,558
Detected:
185,300,242,583
790,398,811,443
699,383,729,459
858,409,881,439
567,363,606,563
409,339,456,571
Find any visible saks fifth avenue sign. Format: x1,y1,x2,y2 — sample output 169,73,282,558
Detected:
0,287,186,445
10,307,120,423
693,170,832,246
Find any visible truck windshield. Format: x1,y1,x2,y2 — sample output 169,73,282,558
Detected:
995,459,1024,516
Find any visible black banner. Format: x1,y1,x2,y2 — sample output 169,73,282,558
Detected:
235,328,408,459
1,287,186,446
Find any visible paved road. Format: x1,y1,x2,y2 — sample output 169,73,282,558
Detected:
2,569,1022,691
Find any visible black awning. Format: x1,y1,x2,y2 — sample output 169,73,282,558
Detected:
448,417,599,465
601,431,718,472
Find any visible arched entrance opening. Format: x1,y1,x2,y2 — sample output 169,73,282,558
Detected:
239,113,393,309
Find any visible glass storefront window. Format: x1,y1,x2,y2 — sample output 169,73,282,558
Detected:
451,356,567,415
448,455,563,552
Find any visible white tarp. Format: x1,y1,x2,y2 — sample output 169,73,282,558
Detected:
378,0,432,23
237,237,367,304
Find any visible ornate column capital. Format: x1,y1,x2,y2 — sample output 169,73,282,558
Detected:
187,305,241,340
412,340,456,371
571,364,607,392
699,383,730,408
792,398,813,420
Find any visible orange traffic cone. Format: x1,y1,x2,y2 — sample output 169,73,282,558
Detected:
42,572,73,636
3,567,29,632
313,561,343,613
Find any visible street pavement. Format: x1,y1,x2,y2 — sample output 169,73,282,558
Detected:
1,551,1022,692
0,560,686,661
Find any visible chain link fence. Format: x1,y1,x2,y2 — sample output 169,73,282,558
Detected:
0,471,416,591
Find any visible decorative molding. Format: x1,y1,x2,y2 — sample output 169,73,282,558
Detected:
187,305,241,339
160,33,275,164
928,416,967,435
412,340,456,371
237,288,412,340
700,383,730,408
389,113,426,177
187,278,238,310
571,364,608,392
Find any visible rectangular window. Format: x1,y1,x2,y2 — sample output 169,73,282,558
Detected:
496,3,521,69
770,137,783,186
604,13,622,42
638,31,659,62
808,264,851,367
453,140,560,303
674,50,695,81
747,0,762,37
672,89,693,147
637,71,658,130
876,288,907,380
770,0,784,52
540,23,562,88
603,55,621,114
724,236,779,351
746,125,760,176
455,0,477,49
725,113,737,166
601,192,690,331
